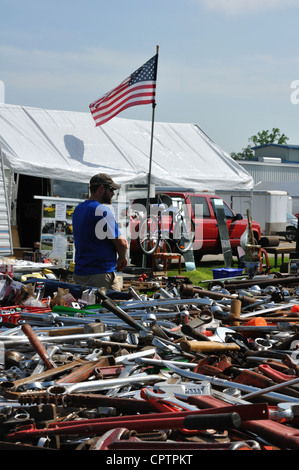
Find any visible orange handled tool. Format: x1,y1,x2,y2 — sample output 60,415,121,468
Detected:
180,339,241,352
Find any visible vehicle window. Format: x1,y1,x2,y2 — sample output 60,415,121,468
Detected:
190,196,210,218
210,197,234,219
169,196,185,210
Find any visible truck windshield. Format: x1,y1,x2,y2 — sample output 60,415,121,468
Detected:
210,197,235,219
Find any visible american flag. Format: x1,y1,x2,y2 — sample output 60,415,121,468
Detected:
89,54,158,126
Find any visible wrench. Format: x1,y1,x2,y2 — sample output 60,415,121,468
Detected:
141,387,199,412
163,361,299,403
49,372,168,394
105,359,141,397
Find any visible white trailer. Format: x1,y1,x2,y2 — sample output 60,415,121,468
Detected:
216,189,289,236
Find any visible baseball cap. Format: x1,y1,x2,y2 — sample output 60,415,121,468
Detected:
89,173,121,191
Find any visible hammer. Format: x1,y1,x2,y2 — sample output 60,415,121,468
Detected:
180,284,258,307
180,339,241,353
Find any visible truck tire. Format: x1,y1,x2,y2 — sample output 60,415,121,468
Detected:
285,226,296,242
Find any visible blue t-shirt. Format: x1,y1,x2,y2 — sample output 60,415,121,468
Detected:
72,200,121,275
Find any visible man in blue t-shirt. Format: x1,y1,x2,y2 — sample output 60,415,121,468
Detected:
72,173,128,291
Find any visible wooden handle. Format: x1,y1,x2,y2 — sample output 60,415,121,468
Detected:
180,340,240,352
230,298,241,326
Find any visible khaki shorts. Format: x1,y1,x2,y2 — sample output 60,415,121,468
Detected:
73,271,120,292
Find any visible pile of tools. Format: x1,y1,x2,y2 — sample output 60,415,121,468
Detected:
0,272,299,451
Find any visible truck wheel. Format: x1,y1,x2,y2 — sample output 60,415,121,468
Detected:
285,227,296,242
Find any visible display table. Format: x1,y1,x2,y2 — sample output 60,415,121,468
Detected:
265,246,297,267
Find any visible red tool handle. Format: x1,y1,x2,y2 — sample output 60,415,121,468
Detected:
184,412,241,431
187,394,299,450
258,364,297,383
21,324,56,370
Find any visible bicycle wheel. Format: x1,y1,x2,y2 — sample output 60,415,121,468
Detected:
174,216,195,253
138,216,160,255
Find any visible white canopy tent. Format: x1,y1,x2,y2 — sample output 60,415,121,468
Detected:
0,103,253,191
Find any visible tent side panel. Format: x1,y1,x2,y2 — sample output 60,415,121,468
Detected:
0,149,13,255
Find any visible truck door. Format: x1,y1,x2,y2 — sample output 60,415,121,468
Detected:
210,197,243,250
189,195,218,251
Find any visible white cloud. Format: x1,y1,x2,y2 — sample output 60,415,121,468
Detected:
197,0,299,15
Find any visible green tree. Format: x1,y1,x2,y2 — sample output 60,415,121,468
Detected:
231,128,289,160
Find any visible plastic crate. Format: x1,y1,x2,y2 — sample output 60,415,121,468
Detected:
0,306,22,324
20,306,52,313
212,268,243,279
19,298,51,312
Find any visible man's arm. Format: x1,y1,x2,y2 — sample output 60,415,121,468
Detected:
112,236,128,271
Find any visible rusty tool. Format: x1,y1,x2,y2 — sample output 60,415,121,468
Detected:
275,330,299,350
180,283,258,307
242,374,299,400
186,393,299,450
140,387,199,413
19,392,157,414
36,322,105,337
139,387,243,436
0,358,88,398
233,368,299,400
6,401,269,441
5,411,242,441
224,276,299,290
96,290,151,333
21,323,57,370
164,361,299,403
282,354,299,376
258,364,298,384
87,427,260,451
55,357,116,384
180,324,212,341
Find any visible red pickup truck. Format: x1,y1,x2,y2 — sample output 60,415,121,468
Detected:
129,190,261,264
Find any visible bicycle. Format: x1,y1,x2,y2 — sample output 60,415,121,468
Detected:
137,197,195,256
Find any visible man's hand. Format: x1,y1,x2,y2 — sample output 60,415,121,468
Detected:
116,256,128,272
113,236,128,271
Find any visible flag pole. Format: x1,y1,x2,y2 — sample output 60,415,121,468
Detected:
146,45,159,213
142,46,159,268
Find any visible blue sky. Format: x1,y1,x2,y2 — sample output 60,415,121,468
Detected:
1,0,299,155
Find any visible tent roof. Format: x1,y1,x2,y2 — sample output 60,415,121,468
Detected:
0,103,253,191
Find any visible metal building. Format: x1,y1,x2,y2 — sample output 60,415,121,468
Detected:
237,144,299,214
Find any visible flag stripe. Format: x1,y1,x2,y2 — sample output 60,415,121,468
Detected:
90,84,156,126
92,100,154,126
90,77,131,109
91,95,156,126
91,93,155,123
91,82,156,114
89,54,158,126
90,83,156,120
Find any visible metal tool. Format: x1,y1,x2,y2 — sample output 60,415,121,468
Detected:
48,372,168,394
163,361,299,403
7,401,267,441
141,387,199,412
